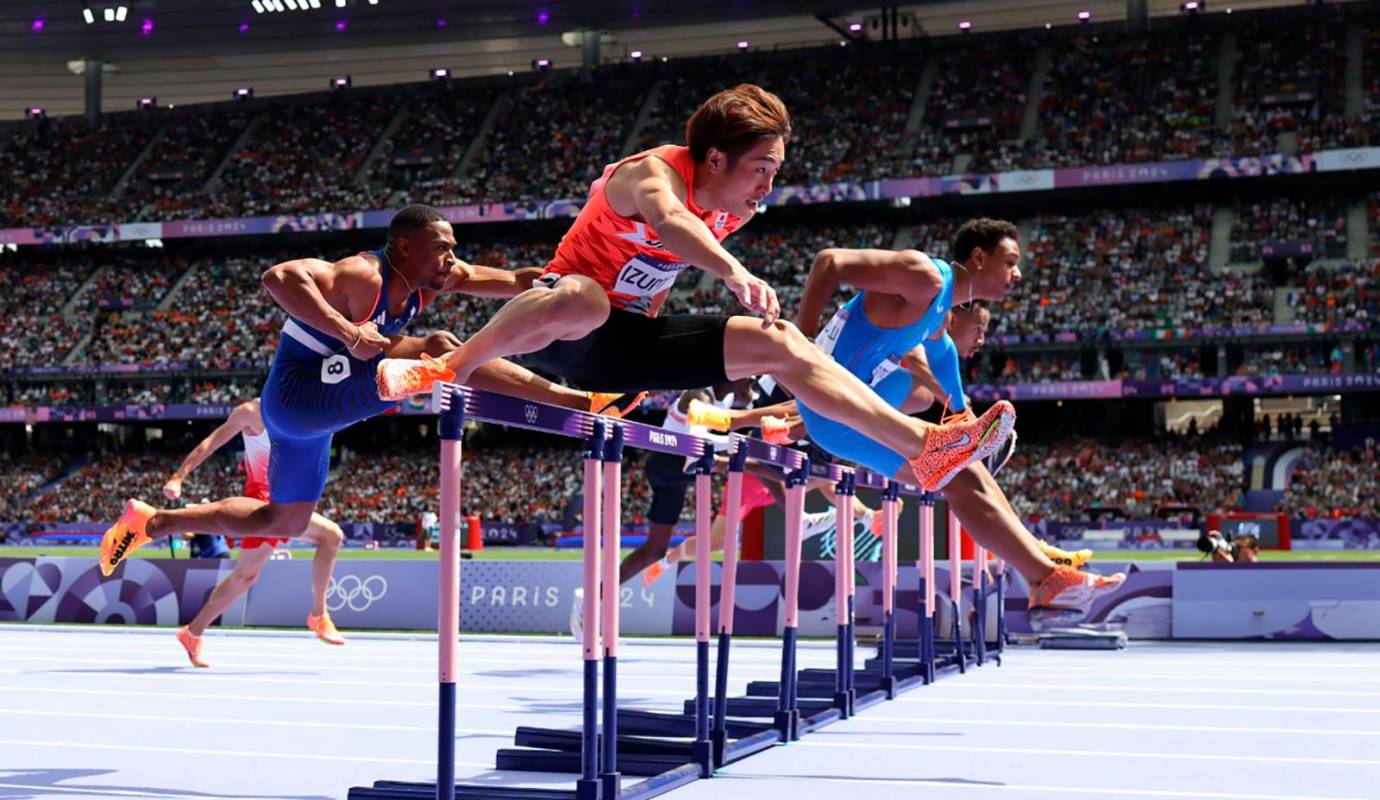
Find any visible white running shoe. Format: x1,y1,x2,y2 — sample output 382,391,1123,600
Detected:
569,587,584,643
801,509,838,542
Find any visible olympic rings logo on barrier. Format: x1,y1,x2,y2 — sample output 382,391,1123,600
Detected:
524,404,539,424
326,574,388,612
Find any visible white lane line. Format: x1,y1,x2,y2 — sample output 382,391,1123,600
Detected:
1008,669,1380,686
894,696,1380,715
794,739,1380,767
0,652,794,679
0,738,487,768
716,772,1375,800
0,784,268,800
1021,656,1380,671
0,669,697,696
0,685,510,710
0,707,518,735
916,680,1380,699
0,637,805,662
857,715,1380,738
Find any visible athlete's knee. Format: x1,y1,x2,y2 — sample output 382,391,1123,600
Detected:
316,520,345,550
757,320,819,364
228,566,264,593
422,331,462,355
254,503,314,538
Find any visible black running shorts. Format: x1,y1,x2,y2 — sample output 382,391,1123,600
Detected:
526,307,731,392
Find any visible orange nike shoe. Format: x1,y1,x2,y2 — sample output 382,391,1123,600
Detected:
176,626,209,668
99,499,157,577
760,415,792,444
908,401,1016,492
589,391,648,419
641,558,670,588
307,611,346,646
376,354,456,402
1027,565,1126,630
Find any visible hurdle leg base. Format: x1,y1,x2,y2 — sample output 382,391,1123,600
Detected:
878,675,898,699
576,778,600,800
600,771,620,799
773,709,799,742
691,741,714,777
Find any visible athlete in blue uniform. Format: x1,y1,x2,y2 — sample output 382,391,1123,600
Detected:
791,218,1123,619
99,205,618,576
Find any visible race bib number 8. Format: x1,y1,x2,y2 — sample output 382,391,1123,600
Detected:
613,255,688,297
321,354,351,384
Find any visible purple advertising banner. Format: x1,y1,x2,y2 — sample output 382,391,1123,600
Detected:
0,557,231,625
1,148,1370,247
1294,518,1380,550
968,372,1380,403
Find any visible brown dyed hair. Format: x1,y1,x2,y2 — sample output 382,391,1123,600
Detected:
951,218,1020,263
685,84,791,163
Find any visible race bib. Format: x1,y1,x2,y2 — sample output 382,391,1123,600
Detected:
612,255,689,297
321,354,351,385
814,309,850,356
869,353,904,387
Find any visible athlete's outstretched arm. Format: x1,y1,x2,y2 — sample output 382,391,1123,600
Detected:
608,157,779,323
262,257,389,359
436,261,545,299
796,249,943,338
164,401,258,500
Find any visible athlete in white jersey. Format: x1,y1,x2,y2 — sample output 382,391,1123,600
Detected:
162,398,347,667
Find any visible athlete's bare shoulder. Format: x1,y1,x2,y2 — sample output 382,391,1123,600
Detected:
605,154,689,219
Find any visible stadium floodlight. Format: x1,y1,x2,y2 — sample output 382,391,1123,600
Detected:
137,97,156,109
332,75,351,89
533,58,551,70
83,7,94,24
115,5,127,21
1077,10,1092,21
103,7,115,21
235,87,253,99
958,20,972,30
252,0,264,13
848,22,862,32
1181,1,1203,12
28,106,45,119
630,49,643,60
308,0,321,8
336,0,345,6
736,40,749,49
431,67,450,80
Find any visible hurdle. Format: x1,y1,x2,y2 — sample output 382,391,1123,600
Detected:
348,383,1003,800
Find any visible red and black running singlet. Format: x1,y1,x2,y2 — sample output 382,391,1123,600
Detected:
543,145,746,316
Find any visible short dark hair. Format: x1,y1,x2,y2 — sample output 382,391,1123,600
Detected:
685,84,792,163
953,299,992,314
388,204,446,244
951,218,1020,264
